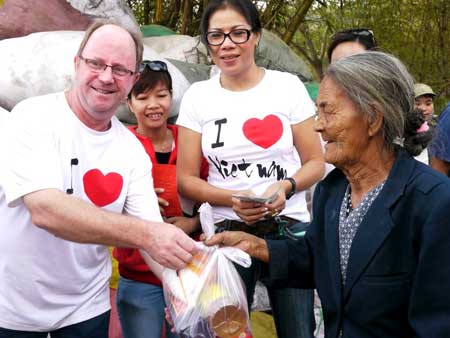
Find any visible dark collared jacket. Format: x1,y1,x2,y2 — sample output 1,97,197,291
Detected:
268,149,450,338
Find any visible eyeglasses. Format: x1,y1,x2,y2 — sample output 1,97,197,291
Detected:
206,29,252,46
139,60,168,73
79,55,134,77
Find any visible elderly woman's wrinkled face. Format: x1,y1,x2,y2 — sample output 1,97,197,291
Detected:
314,76,371,169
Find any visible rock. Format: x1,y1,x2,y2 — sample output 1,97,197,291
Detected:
0,0,139,40
68,0,139,35
143,35,208,64
0,31,190,123
0,0,90,40
256,29,313,82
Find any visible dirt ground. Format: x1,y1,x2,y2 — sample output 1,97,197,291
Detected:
250,297,324,338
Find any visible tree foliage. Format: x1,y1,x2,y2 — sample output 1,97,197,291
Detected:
127,0,450,111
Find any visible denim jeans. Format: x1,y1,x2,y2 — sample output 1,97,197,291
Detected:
234,221,315,338
0,311,110,338
116,276,178,338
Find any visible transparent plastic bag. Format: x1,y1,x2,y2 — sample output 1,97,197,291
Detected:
162,203,252,338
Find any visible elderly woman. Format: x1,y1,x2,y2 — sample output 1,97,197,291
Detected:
206,52,450,338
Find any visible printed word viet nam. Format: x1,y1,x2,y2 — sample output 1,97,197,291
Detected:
208,156,287,180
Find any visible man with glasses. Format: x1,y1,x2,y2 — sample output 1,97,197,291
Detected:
0,20,197,338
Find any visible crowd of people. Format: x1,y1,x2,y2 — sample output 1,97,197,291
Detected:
0,0,449,338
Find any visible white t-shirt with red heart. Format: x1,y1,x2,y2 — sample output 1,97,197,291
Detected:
0,92,161,331
177,69,315,223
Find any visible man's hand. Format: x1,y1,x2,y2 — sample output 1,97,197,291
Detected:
203,231,269,262
144,222,198,270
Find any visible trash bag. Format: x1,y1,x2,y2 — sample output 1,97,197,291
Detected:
163,203,252,338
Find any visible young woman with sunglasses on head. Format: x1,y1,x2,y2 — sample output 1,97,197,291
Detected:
328,28,378,63
113,60,208,338
176,1,325,337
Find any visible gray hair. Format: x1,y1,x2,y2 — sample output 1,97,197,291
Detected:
325,51,415,153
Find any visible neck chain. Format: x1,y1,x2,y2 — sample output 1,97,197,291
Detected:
153,128,172,153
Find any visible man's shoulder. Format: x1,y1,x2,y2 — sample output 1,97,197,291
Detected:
12,92,64,109
11,92,65,119
111,118,149,157
111,118,139,141
438,103,450,124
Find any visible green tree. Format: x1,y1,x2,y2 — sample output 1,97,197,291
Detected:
127,0,450,110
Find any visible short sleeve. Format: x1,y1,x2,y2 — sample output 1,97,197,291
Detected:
176,84,204,134
287,74,316,125
429,104,450,162
2,99,63,207
123,143,163,223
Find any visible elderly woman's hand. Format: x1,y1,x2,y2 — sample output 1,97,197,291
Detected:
203,231,269,262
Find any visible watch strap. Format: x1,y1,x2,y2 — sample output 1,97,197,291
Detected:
284,177,297,200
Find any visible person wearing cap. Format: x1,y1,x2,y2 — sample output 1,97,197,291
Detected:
414,83,436,122
410,83,436,164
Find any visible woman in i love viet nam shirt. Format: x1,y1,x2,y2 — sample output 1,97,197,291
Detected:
113,60,208,338
175,1,325,338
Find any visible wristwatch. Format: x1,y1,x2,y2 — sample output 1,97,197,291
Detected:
284,177,297,200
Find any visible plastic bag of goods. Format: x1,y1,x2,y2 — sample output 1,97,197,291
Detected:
162,203,252,338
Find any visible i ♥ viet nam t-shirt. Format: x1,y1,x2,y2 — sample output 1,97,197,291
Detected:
0,92,161,331
177,69,316,223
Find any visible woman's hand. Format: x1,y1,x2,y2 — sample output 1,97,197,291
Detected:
155,188,169,215
262,182,286,218
203,231,269,262
166,215,199,235
232,190,269,225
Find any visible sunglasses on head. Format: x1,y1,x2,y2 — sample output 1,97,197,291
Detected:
139,60,168,73
331,28,375,42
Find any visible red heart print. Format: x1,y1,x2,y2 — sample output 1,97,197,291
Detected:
242,114,283,149
83,169,123,207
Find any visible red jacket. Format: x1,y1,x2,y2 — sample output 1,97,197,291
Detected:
113,125,208,286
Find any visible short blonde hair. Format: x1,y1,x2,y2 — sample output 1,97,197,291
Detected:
77,19,143,72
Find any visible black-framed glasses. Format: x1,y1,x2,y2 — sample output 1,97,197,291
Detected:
206,29,252,46
139,60,168,73
78,55,134,77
